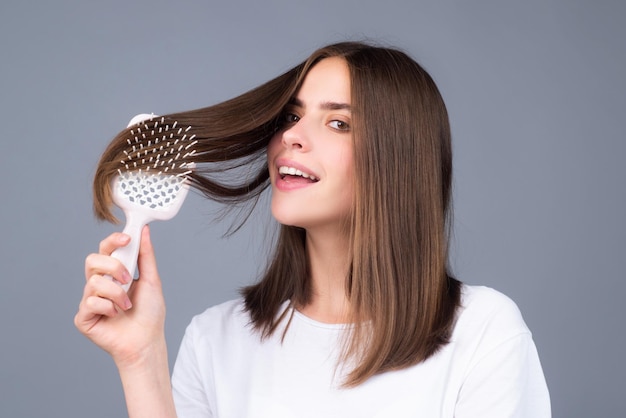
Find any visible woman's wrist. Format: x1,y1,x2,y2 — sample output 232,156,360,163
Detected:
114,335,169,372
117,337,177,418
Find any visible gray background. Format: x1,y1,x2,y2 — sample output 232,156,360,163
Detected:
1,0,624,417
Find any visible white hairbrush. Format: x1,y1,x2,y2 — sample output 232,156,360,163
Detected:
106,113,197,291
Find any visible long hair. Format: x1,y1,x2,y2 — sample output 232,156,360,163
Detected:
92,41,460,387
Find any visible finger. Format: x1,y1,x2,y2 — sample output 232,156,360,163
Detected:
74,302,101,333
74,294,120,334
98,232,131,255
81,295,119,319
84,253,132,285
136,226,161,286
84,275,133,311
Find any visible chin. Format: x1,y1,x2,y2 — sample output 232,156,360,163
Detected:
271,212,306,229
270,202,300,228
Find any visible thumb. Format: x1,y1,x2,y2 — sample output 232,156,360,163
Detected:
136,225,160,285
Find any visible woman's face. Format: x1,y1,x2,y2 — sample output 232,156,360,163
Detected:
267,57,354,233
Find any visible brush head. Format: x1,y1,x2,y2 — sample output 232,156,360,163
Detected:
94,114,199,223
111,113,196,221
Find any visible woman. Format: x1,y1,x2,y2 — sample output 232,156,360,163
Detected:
76,42,550,417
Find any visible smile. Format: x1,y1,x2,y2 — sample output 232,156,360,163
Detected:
278,166,319,181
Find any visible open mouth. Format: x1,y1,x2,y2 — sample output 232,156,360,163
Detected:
278,166,319,182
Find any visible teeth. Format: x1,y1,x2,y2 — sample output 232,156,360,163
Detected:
278,166,318,181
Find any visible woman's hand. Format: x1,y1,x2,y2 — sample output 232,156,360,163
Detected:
75,226,177,417
74,226,166,369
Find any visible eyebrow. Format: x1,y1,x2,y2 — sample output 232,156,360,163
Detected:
289,97,351,111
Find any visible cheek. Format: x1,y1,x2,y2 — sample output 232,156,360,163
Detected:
267,133,282,156
333,147,355,209
335,145,354,183
266,134,282,172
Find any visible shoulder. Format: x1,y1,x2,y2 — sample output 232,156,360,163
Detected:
192,298,248,323
461,284,520,309
452,285,532,354
459,285,528,331
184,298,252,343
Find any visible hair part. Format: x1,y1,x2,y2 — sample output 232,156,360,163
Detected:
343,45,459,384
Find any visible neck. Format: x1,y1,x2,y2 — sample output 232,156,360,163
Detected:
298,227,352,324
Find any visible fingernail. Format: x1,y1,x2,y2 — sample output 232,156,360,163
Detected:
122,271,132,283
124,299,133,310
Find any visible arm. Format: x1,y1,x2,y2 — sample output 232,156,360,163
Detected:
74,226,177,418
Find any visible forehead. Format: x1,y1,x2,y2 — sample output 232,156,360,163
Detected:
296,57,351,105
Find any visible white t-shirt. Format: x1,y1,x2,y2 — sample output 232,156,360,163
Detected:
172,285,550,417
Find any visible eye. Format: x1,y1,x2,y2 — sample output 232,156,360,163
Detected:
283,112,300,124
329,119,350,132
278,111,300,131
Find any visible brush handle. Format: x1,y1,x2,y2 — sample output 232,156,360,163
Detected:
107,211,149,292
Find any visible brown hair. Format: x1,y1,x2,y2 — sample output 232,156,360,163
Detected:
93,41,461,387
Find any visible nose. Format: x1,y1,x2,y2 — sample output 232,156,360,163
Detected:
281,118,308,150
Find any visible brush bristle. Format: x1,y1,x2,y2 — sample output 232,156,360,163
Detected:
120,115,198,178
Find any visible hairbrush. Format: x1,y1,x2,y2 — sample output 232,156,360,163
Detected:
105,113,197,292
